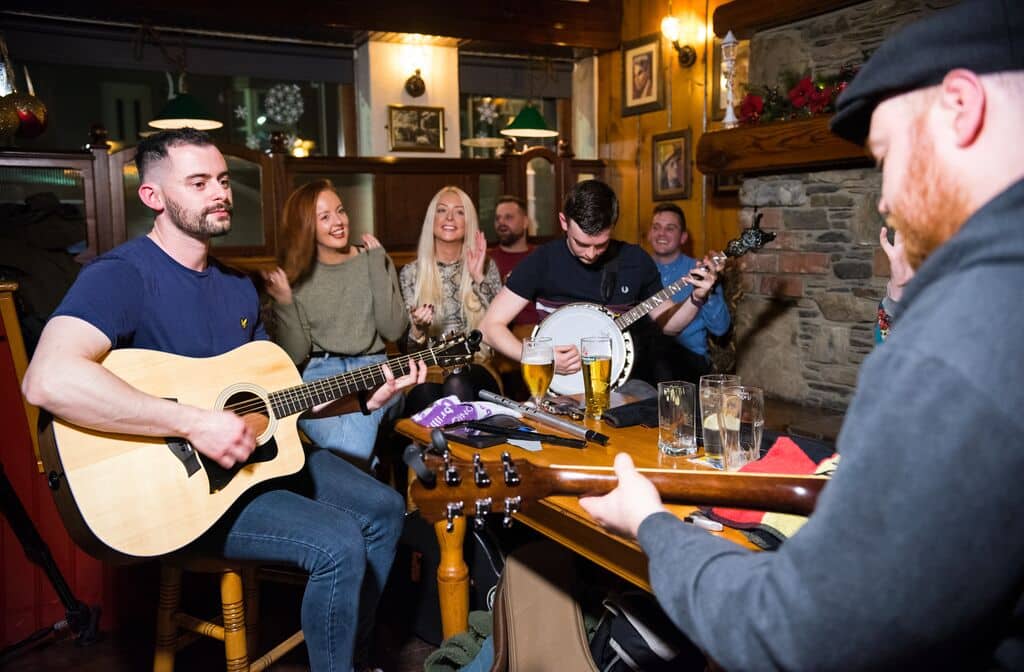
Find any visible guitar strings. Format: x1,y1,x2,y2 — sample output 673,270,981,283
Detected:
221,341,460,416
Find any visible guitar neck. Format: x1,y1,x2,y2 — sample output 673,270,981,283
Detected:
268,347,442,418
543,465,824,516
613,253,730,331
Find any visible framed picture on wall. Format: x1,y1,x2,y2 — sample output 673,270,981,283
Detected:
622,34,665,117
387,104,445,152
710,36,750,122
652,128,692,200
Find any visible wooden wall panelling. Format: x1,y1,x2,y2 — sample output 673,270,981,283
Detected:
712,0,867,38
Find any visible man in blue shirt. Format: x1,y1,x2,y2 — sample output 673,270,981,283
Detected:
646,203,730,383
22,128,426,672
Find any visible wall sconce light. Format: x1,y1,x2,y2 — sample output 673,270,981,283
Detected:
660,6,697,68
404,69,425,97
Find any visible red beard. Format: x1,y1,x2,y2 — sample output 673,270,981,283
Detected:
886,120,972,270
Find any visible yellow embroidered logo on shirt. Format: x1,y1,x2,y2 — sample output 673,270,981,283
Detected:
240,317,248,329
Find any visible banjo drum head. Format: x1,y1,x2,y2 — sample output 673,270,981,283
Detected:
532,303,633,396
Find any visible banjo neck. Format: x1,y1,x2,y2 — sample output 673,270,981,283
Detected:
613,252,729,331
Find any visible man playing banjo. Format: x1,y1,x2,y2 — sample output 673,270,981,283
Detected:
479,180,720,384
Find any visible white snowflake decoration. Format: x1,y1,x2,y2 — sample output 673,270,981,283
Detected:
234,104,248,121
477,100,498,125
264,83,304,125
245,134,260,150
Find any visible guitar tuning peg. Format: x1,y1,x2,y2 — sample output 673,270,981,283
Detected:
501,452,520,486
473,453,491,487
445,501,464,532
502,495,521,528
443,449,461,486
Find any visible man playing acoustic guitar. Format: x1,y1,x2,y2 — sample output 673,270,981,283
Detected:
22,128,426,672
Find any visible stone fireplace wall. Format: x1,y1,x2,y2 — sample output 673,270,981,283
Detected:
729,0,956,411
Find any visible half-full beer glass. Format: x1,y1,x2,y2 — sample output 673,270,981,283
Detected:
581,336,613,419
699,374,741,468
521,337,554,405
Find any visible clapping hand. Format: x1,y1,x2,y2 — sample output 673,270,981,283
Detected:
261,267,293,305
409,304,434,341
466,230,488,283
361,233,383,250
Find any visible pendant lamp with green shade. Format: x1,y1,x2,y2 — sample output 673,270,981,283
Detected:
149,72,222,131
500,104,557,139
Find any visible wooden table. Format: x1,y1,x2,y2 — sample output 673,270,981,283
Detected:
396,401,758,638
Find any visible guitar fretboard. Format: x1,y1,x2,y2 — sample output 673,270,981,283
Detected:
267,348,444,418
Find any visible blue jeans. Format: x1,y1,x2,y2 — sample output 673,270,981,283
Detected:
299,353,401,465
215,447,405,672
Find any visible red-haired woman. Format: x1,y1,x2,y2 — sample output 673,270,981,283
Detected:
262,179,408,467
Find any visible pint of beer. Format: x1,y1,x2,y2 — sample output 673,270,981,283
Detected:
581,336,613,419
521,337,554,405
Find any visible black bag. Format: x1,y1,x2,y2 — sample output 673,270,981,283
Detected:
589,591,706,672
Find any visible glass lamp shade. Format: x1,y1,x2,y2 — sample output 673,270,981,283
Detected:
721,30,738,63
660,15,681,42
499,105,558,138
149,93,223,131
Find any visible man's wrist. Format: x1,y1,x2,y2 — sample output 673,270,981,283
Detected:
689,292,708,307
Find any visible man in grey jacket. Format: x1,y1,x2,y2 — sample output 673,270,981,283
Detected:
580,1,1024,669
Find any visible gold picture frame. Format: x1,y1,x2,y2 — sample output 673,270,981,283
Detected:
387,104,445,152
652,128,692,201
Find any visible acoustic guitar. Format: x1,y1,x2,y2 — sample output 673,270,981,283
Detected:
409,451,826,530
40,332,480,560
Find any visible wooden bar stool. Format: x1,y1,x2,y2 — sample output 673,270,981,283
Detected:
153,556,305,672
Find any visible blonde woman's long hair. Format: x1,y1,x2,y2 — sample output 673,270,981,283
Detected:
412,186,486,339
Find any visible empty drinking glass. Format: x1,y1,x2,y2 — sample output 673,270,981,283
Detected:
717,385,765,471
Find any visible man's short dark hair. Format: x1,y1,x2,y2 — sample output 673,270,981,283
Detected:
562,180,619,235
496,194,528,214
652,202,687,232
135,128,215,182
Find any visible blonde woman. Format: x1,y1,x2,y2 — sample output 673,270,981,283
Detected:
400,185,501,409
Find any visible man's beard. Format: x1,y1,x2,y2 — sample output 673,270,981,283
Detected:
165,196,233,239
496,227,522,247
886,120,971,270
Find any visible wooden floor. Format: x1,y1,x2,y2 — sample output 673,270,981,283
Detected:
2,397,842,672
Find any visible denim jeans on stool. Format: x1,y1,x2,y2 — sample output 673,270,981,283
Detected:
299,353,401,466
218,447,404,672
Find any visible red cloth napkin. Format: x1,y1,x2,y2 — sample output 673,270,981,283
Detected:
710,437,818,525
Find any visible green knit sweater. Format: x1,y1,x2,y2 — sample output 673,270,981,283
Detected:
271,247,408,365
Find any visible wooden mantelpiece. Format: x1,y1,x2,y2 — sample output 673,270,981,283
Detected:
695,115,871,177
712,0,868,38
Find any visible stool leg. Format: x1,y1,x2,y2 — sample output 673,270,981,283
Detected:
221,569,249,672
242,567,259,658
153,565,182,672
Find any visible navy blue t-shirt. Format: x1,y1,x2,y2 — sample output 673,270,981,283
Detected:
505,238,663,319
53,236,266,357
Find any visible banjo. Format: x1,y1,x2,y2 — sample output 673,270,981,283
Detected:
533,217,776,395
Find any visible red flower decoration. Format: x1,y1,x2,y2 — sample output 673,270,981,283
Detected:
739,93,763,123
808,84,834,114
787,76,816,109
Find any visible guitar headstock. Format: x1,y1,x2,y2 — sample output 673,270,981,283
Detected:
724,209,777,258
428,330,482,369
408,451,548,530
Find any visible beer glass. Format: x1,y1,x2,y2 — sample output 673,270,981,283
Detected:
581,335,613,419
699,374,741,469
718,385,765,471
520,337,554,405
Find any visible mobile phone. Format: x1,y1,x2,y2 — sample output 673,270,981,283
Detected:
442,425,507,449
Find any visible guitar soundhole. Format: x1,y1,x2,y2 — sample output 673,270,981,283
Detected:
199,391,279,494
